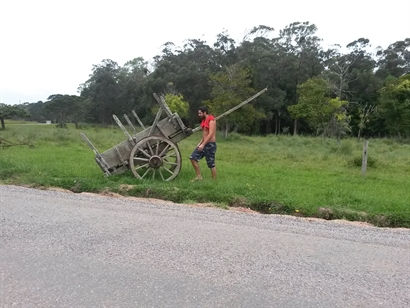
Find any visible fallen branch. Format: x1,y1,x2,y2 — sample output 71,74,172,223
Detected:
0,137,33,148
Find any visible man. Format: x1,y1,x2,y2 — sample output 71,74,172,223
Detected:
190,106,217,181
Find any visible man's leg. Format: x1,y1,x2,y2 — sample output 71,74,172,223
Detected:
190,148,204,181
190,159,203,180
210,167,216,179
205,142,217,180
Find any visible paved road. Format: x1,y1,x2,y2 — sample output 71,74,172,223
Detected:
1,185,409,307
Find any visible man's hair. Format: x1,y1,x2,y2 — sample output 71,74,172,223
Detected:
198,106,208,113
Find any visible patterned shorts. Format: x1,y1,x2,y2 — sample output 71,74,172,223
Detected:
190,142,217,168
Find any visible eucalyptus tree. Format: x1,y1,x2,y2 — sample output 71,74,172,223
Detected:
117,57,150,120
43,94,85,128
79,59,122,124
149,39,217,125
378,74,410,138
288,77,350,137
206,64,260,137
236,25,289,134
213,31,237,68
324,38,380,136
0,104,28,129
21,101,46,122
277,21,324,134
376,38,410,79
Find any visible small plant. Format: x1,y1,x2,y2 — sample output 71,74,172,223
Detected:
350,155,376,167
339,141,353,155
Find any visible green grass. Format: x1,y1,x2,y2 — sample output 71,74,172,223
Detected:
1,122,410,228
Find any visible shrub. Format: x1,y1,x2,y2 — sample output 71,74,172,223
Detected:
350,155,376,168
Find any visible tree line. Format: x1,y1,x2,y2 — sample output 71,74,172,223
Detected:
3,21,410,138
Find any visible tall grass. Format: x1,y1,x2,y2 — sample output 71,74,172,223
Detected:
1,121,410,227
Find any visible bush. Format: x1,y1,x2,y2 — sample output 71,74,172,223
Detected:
339,141,353,155
350,155,376,168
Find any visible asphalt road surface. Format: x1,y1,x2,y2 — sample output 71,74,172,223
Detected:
1,185,409,307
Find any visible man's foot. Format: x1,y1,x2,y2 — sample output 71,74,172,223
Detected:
190,176,203,182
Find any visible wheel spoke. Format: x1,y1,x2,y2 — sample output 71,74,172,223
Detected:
139,148,151,159
163,152,176,160
159,144,170,157
141,167,151,179
135,162,149,171
155,140,160,155
133,157,149,162
163,159,178,166
152,169,156,180
163,166,174,175
146,141,154,156
159,169,165,181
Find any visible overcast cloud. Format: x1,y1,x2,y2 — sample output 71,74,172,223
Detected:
0,0,409,104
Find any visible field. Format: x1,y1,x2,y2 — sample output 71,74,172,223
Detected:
1,121,410,227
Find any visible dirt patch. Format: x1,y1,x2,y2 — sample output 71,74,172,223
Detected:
49,187,73,193
331,219,374,227
228,206,258,214
32,185,73,193
118,184,136,192
317,207,334,220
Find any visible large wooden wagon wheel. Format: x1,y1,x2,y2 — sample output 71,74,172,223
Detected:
129,136,182,181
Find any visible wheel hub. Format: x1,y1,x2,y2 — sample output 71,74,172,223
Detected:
149,155,163,169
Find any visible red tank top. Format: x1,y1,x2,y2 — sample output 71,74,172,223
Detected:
200,115,215,129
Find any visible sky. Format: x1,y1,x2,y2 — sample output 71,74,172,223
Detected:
1,0,409,105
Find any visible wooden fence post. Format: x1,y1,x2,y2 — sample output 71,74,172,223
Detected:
361,139,369,176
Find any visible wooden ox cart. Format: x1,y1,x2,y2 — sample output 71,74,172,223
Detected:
81,88,267,181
